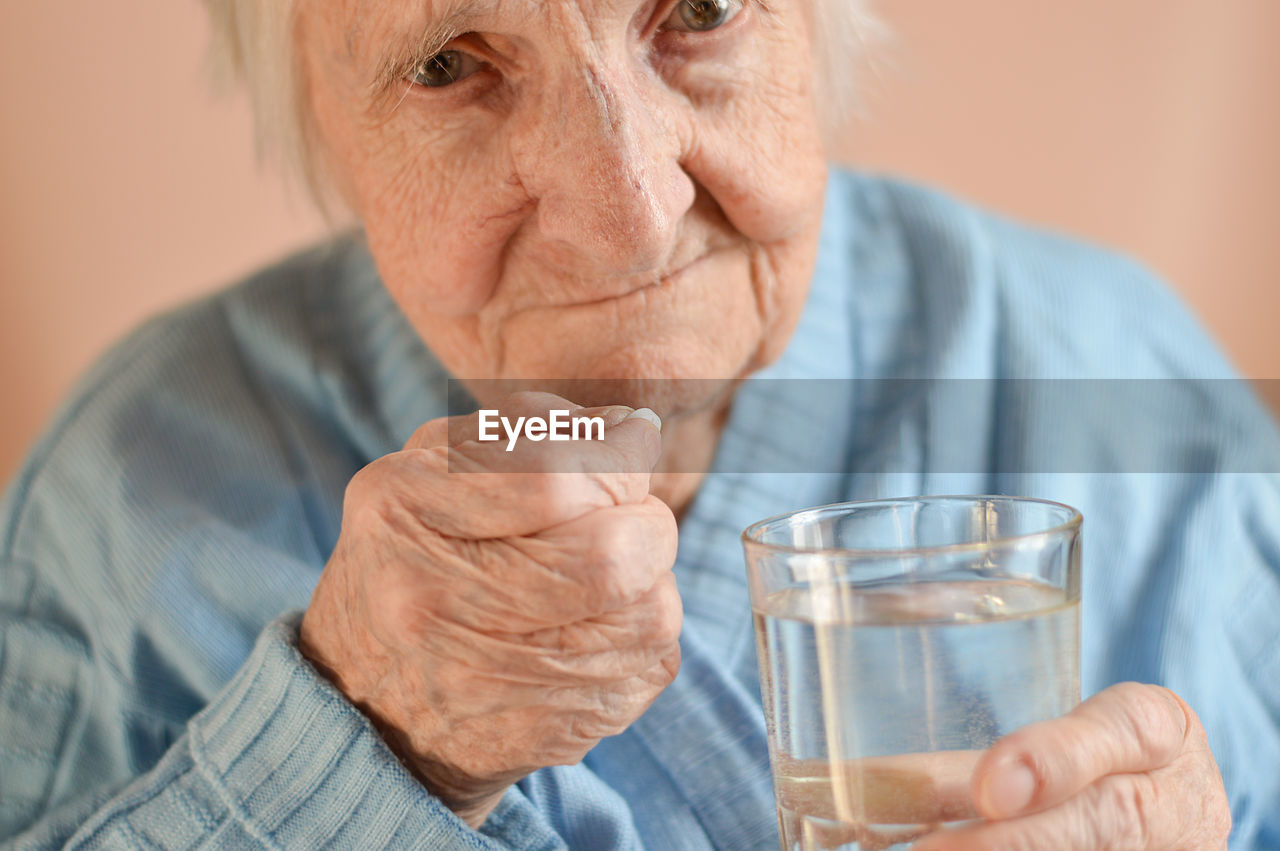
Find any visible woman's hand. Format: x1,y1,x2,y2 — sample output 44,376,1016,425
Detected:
298,392,680,828
916,682,1232,850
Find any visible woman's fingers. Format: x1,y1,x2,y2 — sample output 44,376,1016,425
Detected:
910,683,1230,850
914,767,1225,851
357,397,661,541
970,683,1190,820
776,751,982,825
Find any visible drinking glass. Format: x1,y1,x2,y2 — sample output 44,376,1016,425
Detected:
743,496,1082,850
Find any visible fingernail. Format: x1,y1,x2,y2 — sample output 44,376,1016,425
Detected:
981,760,1036,817
625,407,662,432
600,406,635,427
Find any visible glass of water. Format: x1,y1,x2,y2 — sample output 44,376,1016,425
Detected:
743,496,1082,851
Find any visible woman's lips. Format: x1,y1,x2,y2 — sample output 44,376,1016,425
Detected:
496,233,739,320
564,250,713,310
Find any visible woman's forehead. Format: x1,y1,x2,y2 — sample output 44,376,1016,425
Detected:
344,0,648,41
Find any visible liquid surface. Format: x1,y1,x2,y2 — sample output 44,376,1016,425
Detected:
755,579,1079,850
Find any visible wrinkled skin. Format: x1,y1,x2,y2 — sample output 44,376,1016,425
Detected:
301,394,679,825
774,686,1230,850
298,0,826,413
915,683,1231,850
293,0,1232,840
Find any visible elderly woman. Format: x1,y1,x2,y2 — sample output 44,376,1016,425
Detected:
2,0,1277,847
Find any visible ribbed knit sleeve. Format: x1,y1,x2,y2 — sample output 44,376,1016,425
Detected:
4,613,565,849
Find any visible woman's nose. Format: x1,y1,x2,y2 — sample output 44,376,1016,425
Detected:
518,64,695,274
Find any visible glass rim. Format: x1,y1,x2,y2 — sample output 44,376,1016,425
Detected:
741,494,1082,559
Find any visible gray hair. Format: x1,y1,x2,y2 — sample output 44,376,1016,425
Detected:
202,0,882,205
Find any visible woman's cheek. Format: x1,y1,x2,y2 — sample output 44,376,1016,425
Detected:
688,107,825,246
681,50,826,242
360,128,528,318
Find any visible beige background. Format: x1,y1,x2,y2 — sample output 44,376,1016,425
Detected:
2,1,1278,483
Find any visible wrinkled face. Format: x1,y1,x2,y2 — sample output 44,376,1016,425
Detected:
297,0,828,413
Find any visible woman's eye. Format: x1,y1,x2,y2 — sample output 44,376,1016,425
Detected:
662,0,743,33
408,50,482,88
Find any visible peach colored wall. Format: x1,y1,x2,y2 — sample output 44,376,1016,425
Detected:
2,1,1278,483
836,1,1280,383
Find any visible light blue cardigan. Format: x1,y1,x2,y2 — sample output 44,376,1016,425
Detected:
3,170,1278,848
